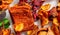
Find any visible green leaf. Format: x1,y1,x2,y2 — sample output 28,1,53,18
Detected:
0,22,2,26
3,18,9,24
4,24,10,29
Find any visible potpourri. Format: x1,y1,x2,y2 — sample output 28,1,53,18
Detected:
0,0,60,35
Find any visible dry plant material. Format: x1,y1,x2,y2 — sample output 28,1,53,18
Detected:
2,29,10,35
38,31,47,35
57,2,60,12
47,27,54,35
0,1,8,10
14,22,24,32
27,25,38,35
0,8,6,21
57,2,60,22
57,2,60,34
48,7,60,35
51,24,60,35
0,0,13,10
27,27,53,35
48,7,58,21
53,18,59,26
41,4,51,11
0,28,3,35
37,28,48,35
30,0,45,21
2,0,13,5
38,9,49,27
9,2,34,32
38,27,55,35
37,4,51,27
19,0,27,3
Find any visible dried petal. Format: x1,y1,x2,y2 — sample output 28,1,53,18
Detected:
41,4,51,11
